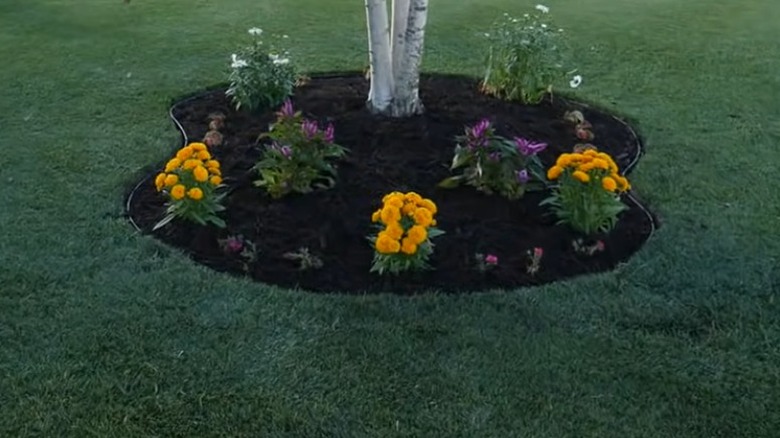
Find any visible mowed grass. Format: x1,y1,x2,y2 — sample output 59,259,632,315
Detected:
1,0,779,436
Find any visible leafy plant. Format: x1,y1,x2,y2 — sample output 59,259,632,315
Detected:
369,192,445,275
541,148,631,235
439,118,547,199
153,142,225,229
526,247,544,275
482,5,579,104
253,100,347,198
226,27,297,112
475,253,499,273
283,247,324,270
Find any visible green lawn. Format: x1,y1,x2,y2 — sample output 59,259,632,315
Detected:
2,0,779,436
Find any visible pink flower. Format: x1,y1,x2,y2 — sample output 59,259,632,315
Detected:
323,123,335,143
485,254,499,265
595,241,605,251
516,169,530,184
533,247,544,258
225,237,243,253
301,119,319,139
280,145,293,158
515,137,548,156
277,99,295,118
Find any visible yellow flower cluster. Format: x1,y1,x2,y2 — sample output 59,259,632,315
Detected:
546,149,630,192
371,192,438,255
155,142,223,201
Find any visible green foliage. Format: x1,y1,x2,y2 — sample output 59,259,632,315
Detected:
541,170,627,235
369,228,445,275
153,144,226,230
253,100,347,198
482,6,576,104
226,28,297,112
439,118,546,199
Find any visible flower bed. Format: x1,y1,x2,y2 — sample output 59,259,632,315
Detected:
127,73,655,294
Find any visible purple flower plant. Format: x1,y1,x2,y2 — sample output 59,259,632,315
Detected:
516,169,530,184
515,137,547,156
466,118,492,149
301,119,319,140
485,254,499,265
280,145,293,158
277,99,295,118
323,123,335,143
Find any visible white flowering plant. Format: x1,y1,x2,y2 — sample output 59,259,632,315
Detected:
482,5,580,104
226,28,298,112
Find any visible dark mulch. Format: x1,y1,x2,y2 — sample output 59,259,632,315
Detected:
127,73,654,294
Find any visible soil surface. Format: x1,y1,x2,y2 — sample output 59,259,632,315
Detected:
127,73,654,294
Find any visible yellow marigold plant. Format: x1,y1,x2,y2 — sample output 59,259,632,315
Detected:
540,147,630,235
368,191,445,275
153,142,226,229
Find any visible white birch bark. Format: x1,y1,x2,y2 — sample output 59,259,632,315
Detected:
365,0,394,113
365,0,429,117
390,0,410,81
389,0,427,116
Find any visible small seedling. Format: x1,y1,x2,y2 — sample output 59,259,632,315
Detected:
573,239,605,256
475,253,499,273
526,247,543,275
283,247,323,270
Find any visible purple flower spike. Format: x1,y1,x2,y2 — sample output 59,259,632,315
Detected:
466,118,492,149
515,137,548,156
225,237,244,254
301,119,319,140
324,123,335,143
278,99,295,118
280,145,293,159
516,169,530,184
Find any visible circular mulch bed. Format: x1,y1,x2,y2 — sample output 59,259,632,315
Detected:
126,73,655,294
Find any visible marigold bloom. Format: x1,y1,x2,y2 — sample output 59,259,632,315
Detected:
193,166,209,182
617,176,631,191
208,167,221,176
170,184,186,200
592,158,610,170
578,162,595,172
414,208,434,227
407,225,428,245
401,203,417,216
375,233,400,254
176,146,194,160
547,165,563,180
418,199,437,214
190,142,207,152
154,173,166,191
572,170,590,183
380,205,401,224
382,191,404,203
164,174,179,187
385,196,404,208
197,150,211,161
404,192,422,204
206,160,220,169
210,176,223,186
556,154,572,167
371,209,382,223
183,159,202,170
187,187,204,200
385,222,404,240
602,176,618,192
165,158,181,172
400,238,418,255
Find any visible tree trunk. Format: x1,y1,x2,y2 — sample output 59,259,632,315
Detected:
365,0,428,117
365,0,394,114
